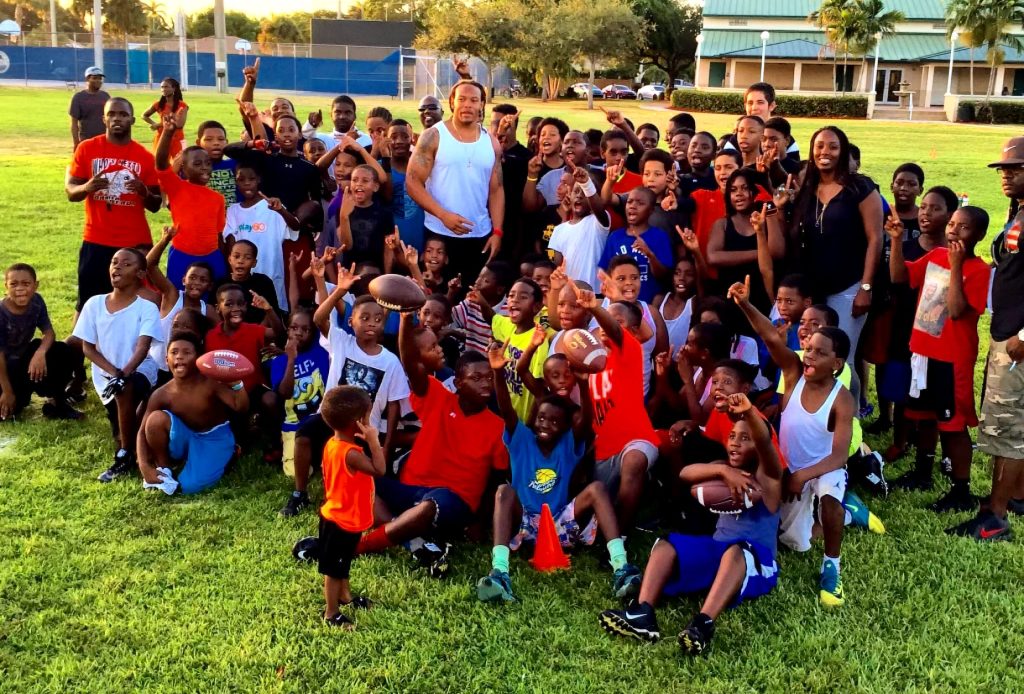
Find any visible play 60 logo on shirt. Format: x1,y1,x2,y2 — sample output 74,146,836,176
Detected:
236,222,267,233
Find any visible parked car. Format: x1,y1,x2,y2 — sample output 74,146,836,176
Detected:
570,82,604,99
603,84,637,99
672,79,694,89
636,83,666,101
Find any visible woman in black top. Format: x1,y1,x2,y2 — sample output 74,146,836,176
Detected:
784,126,883,369
707,168,776,315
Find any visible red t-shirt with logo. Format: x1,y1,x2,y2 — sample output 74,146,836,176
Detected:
204,322,266,390
906,247,990,363
401,376,509,511
69,135,158,248
588,330,658,460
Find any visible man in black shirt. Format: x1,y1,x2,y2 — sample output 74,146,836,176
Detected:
69,67,109,151
490,104,532,261
949,138,1024,541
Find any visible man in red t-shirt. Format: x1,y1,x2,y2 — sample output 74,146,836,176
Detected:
356,314,508,578
888,206,991,512
66,97,161,312
572,280,659,532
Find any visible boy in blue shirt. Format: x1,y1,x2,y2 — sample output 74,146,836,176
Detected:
476,340,641,603
598,187,672,303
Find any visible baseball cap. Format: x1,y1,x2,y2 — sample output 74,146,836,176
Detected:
988,136,1024,168
84,66,104,78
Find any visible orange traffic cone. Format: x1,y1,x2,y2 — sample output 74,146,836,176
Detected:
529,503,571,572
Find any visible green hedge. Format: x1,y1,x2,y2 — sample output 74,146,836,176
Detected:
670,89,869,118
961,100,1024,124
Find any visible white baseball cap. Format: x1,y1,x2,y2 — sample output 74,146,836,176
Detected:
84,66,104,78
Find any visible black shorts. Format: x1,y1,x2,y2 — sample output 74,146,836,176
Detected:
77,242,120,311
297,412,333,467
905,358,955,423
318,515,361,580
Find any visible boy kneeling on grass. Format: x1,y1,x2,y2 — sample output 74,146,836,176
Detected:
599,393,783,656
136,331,249,495
476,339,641,603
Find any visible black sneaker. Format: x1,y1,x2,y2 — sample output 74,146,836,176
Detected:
42,400,84,421
98,448,135,482
945,511,1013,542
1008,499,1024,516
280,491,310,517
65,383,87,404
598,600,660,642
929,487,977,514
678,613,716,656
413,542,451,579
890,469,933,492
323,612,354,630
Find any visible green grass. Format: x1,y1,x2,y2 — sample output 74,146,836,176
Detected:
1,86,1023,692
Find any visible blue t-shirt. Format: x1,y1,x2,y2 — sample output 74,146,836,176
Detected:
598,227,673,303
504,422,585,516
208,157,239,206
269,343,330,432
391,168,425,252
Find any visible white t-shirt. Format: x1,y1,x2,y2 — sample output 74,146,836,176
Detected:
223,199,299,310
72,294,162,403
537,167,565,206
325,321,410,432
548,212,610,291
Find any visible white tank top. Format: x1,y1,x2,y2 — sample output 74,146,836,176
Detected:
423,122,495,239
779,377,843,472
658,294,692,358
151,294,206,370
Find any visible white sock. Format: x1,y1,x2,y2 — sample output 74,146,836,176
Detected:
822,555,841,573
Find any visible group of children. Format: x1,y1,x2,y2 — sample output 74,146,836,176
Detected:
1,73,1009,649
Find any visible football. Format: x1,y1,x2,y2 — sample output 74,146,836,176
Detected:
197,349,255,382
368,273,426,313
561,328,608,373
692,479,763,514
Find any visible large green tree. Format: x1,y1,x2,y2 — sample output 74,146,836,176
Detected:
187,8,259,41
566,0,644,108
848,0,903,92
810,0,861,92
629,0,700,96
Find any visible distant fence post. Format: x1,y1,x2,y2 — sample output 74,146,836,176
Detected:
398,45,404,100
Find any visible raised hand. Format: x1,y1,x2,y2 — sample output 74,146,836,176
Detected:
466,283,485,307
599,106,625,127
773,173,795,208
496,113,518,139
309,253,326,279
654,349,671,377
571,160,590,185
527,155,543,178
948,239,965,268
323,244,344,264
452,55,472,80
309,108,323,129
288,250,304,270
236,99,259,119
241,57,260,84
336,262,362,292
250,291,272,311
571,276,601,309
750,207,765,235
529,324,547,348
400,237,419,268
676,225,699,255
727,275,751,305
285,336,299,360
486,339,511,370
447,273,462,294
339,185,355,218
631,236,652,258
884,208,905,241
160,225,177,244
260,193,284,211
549,259,568,292
596,268,622,302
354,419,380,444
604,161,623,183
660,189,678,212
726,392,753,415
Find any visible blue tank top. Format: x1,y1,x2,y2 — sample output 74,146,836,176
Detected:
714,499,779,556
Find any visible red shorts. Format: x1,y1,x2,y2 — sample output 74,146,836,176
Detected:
905,357,977,432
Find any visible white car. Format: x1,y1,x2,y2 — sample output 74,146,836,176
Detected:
637,84,666,101
570,82,604,99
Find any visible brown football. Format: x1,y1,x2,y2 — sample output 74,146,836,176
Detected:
368,274,426,313
691,479,763,514
561,328,608,373
197,349,255,382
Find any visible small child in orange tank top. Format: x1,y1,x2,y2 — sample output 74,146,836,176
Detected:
317,385,386,629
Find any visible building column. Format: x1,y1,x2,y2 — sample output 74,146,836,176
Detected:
995,66,1007,96
727,60,736,88
793,62,802,91
923,64,935,107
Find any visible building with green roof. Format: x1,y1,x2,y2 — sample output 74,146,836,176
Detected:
696,0,1024,106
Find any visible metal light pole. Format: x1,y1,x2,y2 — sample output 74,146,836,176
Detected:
760,30,769,82
214,0,226,92
92,0,102,71
946,29,959,95
694,33,704,88
49,0,57,47
870,32,881,94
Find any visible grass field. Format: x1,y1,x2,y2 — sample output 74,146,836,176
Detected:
1,86,1023,692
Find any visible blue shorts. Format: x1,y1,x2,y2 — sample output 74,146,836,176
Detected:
662,533,778,607
375,476,473,537
167,411,236,494
167,246,227,291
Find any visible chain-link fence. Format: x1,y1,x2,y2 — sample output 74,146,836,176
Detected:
0,32,407,95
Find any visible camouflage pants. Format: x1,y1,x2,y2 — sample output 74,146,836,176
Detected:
978,338,1024,461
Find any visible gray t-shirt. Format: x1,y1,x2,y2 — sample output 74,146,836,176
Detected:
0,294,52,362
69,89,110,141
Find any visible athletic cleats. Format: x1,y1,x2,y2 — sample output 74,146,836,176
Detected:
280,491,311,517
42,400,83,421
843,491,885,534
98,448,135,483
929,487,977,514
612,563,642,600
476,570,515,603
946,511,1013,542
819,560,845,607
413,542,451,579
678,614,715,656
324,612,354,630
599,601,661,643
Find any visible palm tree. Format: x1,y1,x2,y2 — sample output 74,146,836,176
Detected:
848,0,904,93
139,0,170,35
945,0,988,95
974,0,1024,98
810,0,860,93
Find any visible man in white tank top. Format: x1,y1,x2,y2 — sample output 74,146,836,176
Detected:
407,80,505,284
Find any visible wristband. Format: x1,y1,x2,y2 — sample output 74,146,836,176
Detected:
579,177,597,197
492,228,504,238
526,176,539,182
231,381,244,391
